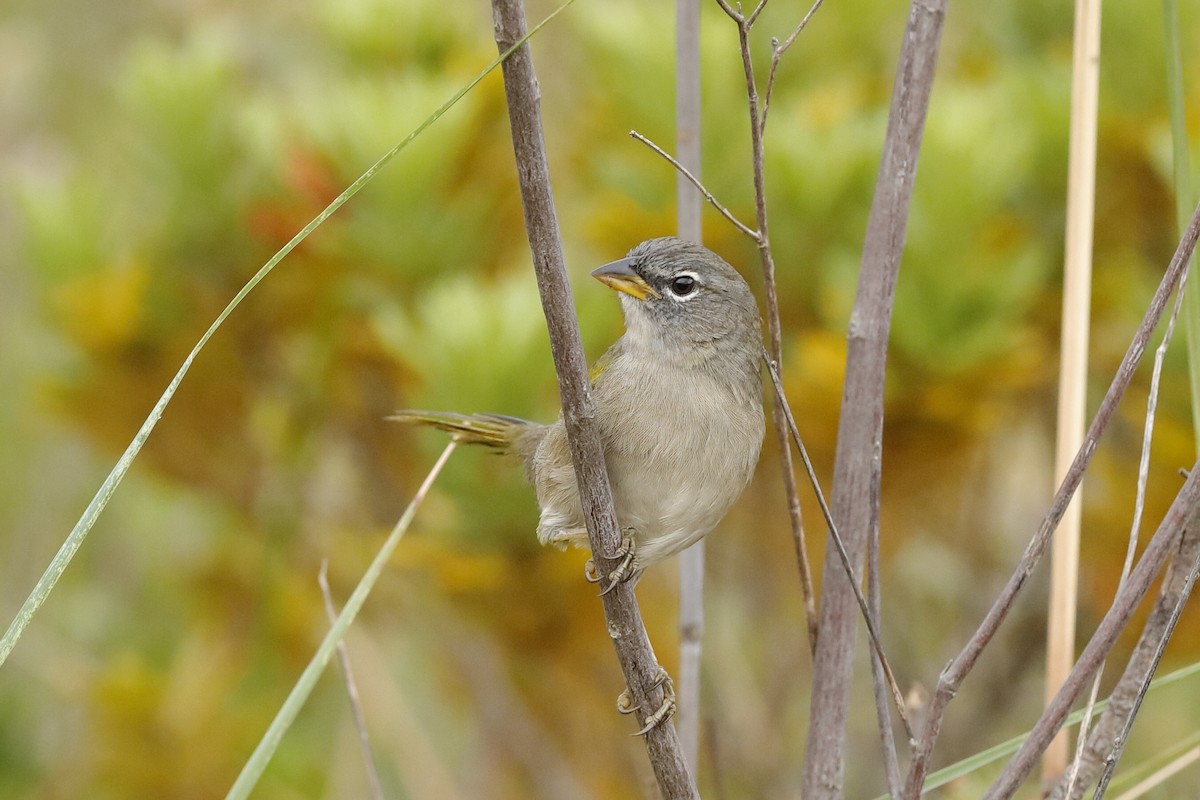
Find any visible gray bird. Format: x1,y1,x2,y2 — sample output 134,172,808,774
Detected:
393,236,765,588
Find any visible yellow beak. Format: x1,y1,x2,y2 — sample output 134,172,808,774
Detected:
591,257,659,301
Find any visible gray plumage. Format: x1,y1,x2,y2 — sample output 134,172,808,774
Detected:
393,237,765,578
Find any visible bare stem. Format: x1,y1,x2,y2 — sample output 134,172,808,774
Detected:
717,0,822,664
982,464,1200,798
1066,220,1193,797
905,195,1200,797
630,130,759,240
1092,546,1200,798
1047,518,1200,798
491,2,697,795
765,355,912,742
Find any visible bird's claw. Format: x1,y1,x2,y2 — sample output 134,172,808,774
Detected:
616,667,675,736
585,530,638,594
598,529,637,596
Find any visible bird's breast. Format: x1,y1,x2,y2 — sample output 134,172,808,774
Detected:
596,354,764,539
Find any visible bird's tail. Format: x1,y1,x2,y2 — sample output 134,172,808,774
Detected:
389,410,532,453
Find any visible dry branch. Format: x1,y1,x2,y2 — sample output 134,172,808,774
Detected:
715,0,820,664
1048,521,1200,799
803,1,947,796
490,2,697,796
903,197,1200,797
983,463,1200,798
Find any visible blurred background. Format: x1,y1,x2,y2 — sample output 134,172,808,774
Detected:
2,0,1200,796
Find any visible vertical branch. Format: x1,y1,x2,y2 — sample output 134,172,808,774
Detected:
717,1,819,653
490,2,698,796
982,465,1200,799
802,2,947,797
1045,0,1102,783
675,0,705,774
904,196,1200,798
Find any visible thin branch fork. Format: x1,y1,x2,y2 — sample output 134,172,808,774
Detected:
903,196,1200,797
490,1,697,796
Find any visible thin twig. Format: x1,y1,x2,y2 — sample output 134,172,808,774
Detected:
762,0,825,129
765,355,912,742
713,0,742,22
629,130,759,241
715,0,822,665
492,2,697,796
981,462,1200,799
318,562,385,800
1066,225,1193,798
905,196,1200,798
1048,521,1200,799
746,0,771,28
1090,546,1200,799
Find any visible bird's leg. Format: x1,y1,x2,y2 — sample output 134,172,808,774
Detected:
616,666,676,736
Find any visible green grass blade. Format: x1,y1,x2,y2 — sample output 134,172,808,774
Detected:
872,660,1200,798
0,0,577,671
225,441,456,800
1162,0,1200,453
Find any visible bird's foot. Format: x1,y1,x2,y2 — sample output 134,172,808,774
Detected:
617,666,675,736
584,529,638,595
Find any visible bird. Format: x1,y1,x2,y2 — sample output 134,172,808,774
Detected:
392,236,765,590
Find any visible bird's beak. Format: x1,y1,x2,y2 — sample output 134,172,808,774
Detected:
590,257,660,301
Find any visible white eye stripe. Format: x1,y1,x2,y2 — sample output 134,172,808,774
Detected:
667,271,700,300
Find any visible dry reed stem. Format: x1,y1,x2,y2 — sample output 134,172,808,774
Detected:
1045,0,1103,782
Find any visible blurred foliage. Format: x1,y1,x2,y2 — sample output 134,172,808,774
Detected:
2,0,1200,797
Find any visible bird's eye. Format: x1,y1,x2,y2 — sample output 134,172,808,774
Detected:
669,275,697,297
